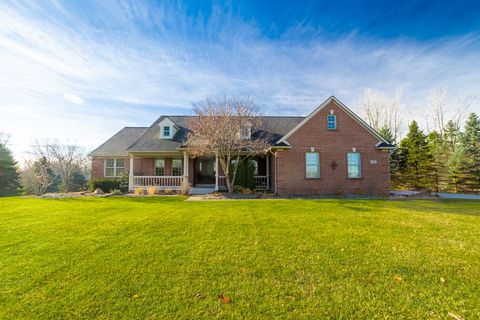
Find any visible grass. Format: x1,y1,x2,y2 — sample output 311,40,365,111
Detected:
0,197,479,319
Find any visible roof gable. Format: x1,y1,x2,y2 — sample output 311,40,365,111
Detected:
277,96,391,146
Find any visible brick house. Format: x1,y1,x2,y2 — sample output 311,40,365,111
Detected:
89,96,395,195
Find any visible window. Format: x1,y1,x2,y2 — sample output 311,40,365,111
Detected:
327,114,336,130
163,126,170,137
104,158,125,177
155,159,165,176
347,152,361,178
252,159,258,175
172,159,182,176
305,152,320,178
242,126,251,139
115,159,125,176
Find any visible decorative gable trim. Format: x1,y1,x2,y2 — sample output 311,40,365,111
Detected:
276,96,392,148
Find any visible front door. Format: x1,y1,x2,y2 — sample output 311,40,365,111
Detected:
195,158,215,185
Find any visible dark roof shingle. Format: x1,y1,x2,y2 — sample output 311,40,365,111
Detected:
88,127,148,157
125,116,305,152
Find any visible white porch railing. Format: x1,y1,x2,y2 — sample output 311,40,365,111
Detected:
254,176,269,190
217,176,269,191
132,176,183,189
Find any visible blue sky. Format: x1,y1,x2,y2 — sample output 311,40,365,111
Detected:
1,0,479,161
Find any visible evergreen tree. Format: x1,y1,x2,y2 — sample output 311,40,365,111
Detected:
458,113,480,192
0,142,19,196
379,125,403,188
444,120,461,149
378,126,394,144
398,121,433,189
427,131,449,192
442,120,463,192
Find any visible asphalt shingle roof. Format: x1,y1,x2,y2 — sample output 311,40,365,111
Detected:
88,127,148,157
125,115,305,152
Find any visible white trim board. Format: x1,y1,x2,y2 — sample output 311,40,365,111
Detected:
277,96,390,146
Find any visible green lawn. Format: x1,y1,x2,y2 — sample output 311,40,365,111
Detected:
0,197,479,319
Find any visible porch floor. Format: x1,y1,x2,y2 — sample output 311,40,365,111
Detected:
189,187,215,195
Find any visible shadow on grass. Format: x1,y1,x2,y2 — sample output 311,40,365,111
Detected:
395,199,480,217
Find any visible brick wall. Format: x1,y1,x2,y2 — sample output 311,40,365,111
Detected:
91,156,189,178
275,100,390,196
91,157,130,179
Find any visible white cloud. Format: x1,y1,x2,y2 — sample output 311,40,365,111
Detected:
63,93,83,104
0,1,479,162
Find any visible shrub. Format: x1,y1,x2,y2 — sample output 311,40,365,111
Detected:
134,187,144,195
229,158,256,191
90,178,120,193
147,186,157,195
90,175,129,193
111,189,123,195
180,181,191,195
118,173,129,193
164,188,173,195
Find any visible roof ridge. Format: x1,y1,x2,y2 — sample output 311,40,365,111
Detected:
165,115,306,118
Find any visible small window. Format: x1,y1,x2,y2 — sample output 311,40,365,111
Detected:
105,158,124,177
172,159,182,176
242,126,251,139
155,159,165,176
251,159,258,176
163,126,170,137
327,115,336,130
347,153,361,178
305,152,320,178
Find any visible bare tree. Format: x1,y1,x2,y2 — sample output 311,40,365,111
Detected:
0,132,11,146
186,96,269,193
33,141,86,193
362,89,404,142
427,89,471,136
21,158,53,195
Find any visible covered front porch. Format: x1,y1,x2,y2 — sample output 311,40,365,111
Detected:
128,152,272,192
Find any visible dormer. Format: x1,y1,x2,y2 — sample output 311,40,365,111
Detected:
242,122,252,140
158,117,177,140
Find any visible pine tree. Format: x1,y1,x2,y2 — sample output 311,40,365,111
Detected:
0,142,19,196
427,131,444,192
442,120,462,192
458,113,480,192
398,121,433,189
379,125,403,188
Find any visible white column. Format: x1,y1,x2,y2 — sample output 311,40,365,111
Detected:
183,151,189,186
215,153,219,191
266,153,270,190
129,155,134,191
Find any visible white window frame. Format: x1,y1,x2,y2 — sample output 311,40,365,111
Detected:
172,159,182,176
155,159,165,176
104,158,125,177
327,114,336,130
163,126,170,137
347,152,361,179
305,152,320,179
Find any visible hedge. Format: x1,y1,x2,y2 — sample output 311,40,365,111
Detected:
90,174,129,193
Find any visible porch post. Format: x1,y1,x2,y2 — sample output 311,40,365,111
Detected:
266,153,270,190
183,151,189,186
215,153,219,191
129,155,134,191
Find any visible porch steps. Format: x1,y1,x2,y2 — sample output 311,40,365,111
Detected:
189,187,215,195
